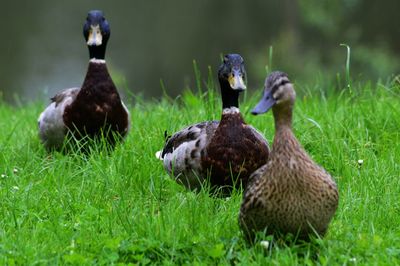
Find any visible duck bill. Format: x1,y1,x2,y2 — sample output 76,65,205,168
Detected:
87,25,103,46
251,90,276,115
228,69,246,91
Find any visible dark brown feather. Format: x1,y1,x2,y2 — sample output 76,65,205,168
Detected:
201,112,270,192
63,62,129,146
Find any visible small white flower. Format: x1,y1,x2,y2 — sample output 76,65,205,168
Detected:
1,174,6,178
260,240,269,250
71,239,76,249
357,159,364,166
13,168,18,174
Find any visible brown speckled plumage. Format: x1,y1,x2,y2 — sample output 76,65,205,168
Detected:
239,71,338,241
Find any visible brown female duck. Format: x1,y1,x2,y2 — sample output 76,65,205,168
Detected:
161,54,270,194
38,10,130,151
239,71,338,241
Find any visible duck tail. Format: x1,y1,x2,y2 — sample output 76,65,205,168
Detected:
155,150,163,160
155,130,171,160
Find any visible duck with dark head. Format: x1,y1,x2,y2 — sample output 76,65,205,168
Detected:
38,10,130,151
160,54,270,195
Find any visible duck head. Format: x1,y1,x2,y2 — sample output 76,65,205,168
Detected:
252,71,296,115
83,10,110,60
218,54,247,109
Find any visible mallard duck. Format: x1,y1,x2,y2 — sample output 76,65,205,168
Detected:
239,71,338,242
38,10,130,151
160,54,270,193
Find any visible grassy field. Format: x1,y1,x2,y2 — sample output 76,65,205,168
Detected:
0,78,400,265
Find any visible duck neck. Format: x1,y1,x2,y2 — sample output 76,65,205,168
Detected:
221,107,244,123
273,105,293,131
219,107,245,137
81,59,116,93
88,44,107,60
219,79,240,109
272,105,295,150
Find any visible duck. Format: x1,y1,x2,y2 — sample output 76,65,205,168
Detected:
38,10,130,151
160,54,270,194
239,71,339,242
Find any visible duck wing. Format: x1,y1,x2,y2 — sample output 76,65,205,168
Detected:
161,120,218,190
246,125,270,150
38,87,80,150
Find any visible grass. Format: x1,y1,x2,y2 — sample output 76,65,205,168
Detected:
0,77,400,265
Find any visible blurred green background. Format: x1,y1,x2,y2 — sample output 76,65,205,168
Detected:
0,0,399,103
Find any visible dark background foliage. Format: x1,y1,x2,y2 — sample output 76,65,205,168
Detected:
0,0,399,103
